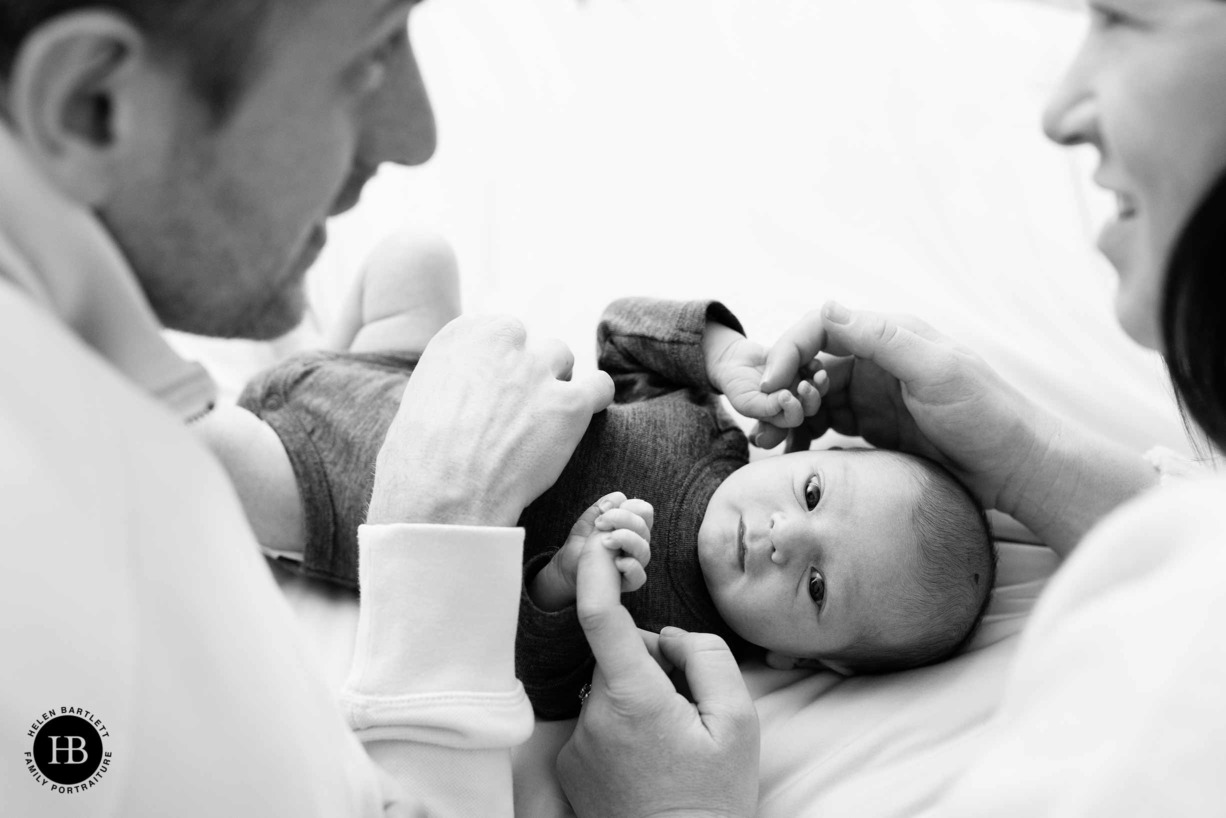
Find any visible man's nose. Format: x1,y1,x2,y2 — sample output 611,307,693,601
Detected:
359,38,438,169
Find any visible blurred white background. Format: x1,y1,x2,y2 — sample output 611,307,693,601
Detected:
174,0,1190,458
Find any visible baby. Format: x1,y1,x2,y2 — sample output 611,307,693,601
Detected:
207,238,995,720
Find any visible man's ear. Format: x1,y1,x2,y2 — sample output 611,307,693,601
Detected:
5,11,145,205
764,651,851,675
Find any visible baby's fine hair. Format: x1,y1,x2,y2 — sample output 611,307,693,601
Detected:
823,450,996,675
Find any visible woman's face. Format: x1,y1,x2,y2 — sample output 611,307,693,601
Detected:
1043,0,1226,349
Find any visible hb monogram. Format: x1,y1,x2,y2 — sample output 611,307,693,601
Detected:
47,735,90,765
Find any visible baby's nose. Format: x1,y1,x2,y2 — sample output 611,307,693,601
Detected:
769,513,787,564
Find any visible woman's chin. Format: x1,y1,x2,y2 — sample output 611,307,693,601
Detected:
1115,290,1163,352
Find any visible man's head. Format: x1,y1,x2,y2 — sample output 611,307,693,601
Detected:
0,0,436,339
697,448,994,674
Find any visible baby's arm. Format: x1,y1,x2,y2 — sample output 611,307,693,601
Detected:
597,299,742,402
597,298,825,432
703,322,827,432
529,492,653,612
194,405,307,556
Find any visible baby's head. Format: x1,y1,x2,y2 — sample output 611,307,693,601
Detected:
697,448,994,674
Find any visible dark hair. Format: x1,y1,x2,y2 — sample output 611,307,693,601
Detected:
1162,169,1226,454
0,1,274,120
823,451,996,675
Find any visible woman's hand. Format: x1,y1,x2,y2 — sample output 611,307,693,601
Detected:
755,303,1048,510
556,533,759,818
753,303,1155,556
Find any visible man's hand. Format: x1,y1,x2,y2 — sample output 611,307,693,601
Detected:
556,528,759,818
529,492,653,612
703,320,827,436
367,314,614,527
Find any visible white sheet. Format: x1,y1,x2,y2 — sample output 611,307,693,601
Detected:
170,1,1195,815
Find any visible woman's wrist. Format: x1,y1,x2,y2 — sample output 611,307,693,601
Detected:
997,414,1157,558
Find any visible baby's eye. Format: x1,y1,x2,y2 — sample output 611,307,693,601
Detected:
804,476,821,510
808,569,826,606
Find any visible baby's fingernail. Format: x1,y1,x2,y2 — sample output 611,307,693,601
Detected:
595,516,612,530
824,301,850,324
598,500,613,512
661,626,688,636
603,534,616,547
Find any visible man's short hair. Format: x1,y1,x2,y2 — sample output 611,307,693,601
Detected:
0,1,274,120
825,451,996,675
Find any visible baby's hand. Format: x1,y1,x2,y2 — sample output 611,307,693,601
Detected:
706,324,828,438
529,492,654,612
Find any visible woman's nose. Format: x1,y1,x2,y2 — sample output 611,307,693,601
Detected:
1042,47,1097,148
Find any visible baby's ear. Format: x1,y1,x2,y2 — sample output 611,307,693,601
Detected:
764,651,846,674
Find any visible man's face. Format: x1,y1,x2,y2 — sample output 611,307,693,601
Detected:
105,0,435,339
697,449,924,661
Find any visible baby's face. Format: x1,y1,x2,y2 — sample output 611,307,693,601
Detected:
697,449,923,661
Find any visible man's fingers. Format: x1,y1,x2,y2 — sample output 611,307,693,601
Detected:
819,303,945,384
530,336,575,380
762,309,825,393
657,628,754,728
566,369,616,414
576,539,666,689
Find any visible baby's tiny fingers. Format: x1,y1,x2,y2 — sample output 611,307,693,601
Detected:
797,380,821,417
617,498,655,533
615,557,647,593
775,390,804,428
813,370,830,396
594,508,651,542
597,529,651,568
595,491,627,514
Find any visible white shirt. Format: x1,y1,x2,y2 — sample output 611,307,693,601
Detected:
0,125,531,817
937,474,1226,815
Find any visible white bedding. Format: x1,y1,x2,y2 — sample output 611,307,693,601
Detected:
171,1,1195,814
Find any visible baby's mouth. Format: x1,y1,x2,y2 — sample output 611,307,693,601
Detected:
737,516,747,572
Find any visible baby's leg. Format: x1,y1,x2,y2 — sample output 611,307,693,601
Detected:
328,232,461,354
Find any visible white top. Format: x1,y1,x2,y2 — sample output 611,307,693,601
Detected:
0,125,531,816
935,474,1226,815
